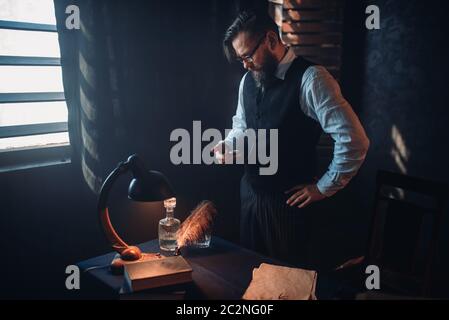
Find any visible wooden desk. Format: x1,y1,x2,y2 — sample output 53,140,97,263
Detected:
77,237,350,299
77,237,288,299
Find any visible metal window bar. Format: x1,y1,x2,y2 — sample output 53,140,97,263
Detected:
0,92,65,104
0,56,61,66
0,122,68,139
0,20,57,32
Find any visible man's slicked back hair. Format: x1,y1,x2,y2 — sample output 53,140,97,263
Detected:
223,10,280,63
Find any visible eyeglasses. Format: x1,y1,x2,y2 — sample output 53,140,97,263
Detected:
236,34,266,64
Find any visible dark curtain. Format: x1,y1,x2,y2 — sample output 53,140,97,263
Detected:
54,0,266,194
54,0,133,193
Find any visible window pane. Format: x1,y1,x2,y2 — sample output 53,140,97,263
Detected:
0,29,60,57
0,0,56,25
0,101,67,126
0,131,69,150
0,66,64,93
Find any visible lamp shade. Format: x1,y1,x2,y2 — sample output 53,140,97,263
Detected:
128,170,175,201
126,154,175,201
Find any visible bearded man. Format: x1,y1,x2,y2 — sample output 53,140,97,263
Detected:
214,11,370,268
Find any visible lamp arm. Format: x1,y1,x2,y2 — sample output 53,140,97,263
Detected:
97,161,132,255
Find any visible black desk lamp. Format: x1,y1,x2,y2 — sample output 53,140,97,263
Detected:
97,154,175,273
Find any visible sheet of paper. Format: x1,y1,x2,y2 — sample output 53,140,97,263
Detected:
243,263,317,300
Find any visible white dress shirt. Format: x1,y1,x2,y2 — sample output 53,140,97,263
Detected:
224,48,370,197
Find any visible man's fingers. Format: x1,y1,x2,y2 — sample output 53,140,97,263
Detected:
286,190,305,205
284,185,305,194
289,193,308,206
212,143,223,153
298,197,312,209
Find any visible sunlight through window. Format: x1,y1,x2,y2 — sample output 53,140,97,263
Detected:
0,0,69,151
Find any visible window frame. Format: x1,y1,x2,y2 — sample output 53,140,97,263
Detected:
0,18,71,171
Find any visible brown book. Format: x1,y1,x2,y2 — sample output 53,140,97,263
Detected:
124,256,193,292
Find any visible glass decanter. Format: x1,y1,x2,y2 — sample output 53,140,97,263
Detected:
158,197,180,252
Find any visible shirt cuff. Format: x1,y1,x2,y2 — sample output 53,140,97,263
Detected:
316,171,354,197
224,129,245,148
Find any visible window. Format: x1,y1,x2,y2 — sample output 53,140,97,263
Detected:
0,0,70,171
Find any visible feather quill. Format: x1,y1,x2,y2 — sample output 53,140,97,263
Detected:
176,200,217,250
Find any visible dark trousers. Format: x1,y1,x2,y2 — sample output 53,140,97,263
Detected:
240,174,314,269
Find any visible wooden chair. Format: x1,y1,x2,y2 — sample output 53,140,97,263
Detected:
336,170,448,297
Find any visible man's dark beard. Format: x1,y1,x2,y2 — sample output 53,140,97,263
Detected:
251,51,278,89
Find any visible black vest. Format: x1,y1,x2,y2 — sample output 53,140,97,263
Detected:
242,56,322,193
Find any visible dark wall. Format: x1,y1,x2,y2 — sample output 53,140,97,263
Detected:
341,0,449,295
342,0,449,187
0,164,101,298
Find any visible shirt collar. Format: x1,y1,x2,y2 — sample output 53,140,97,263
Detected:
274,47,296,80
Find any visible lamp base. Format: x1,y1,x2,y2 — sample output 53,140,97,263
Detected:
110,252,164,275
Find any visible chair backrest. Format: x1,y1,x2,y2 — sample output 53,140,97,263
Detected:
366,170,448,297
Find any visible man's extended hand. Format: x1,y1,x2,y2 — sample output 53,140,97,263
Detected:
212,141,229,164
212,141,240,164
285,184,326,208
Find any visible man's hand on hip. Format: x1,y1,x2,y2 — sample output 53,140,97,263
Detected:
285,184,326,208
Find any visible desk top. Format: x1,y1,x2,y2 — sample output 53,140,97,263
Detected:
77,237,288,299
77,237,349,299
